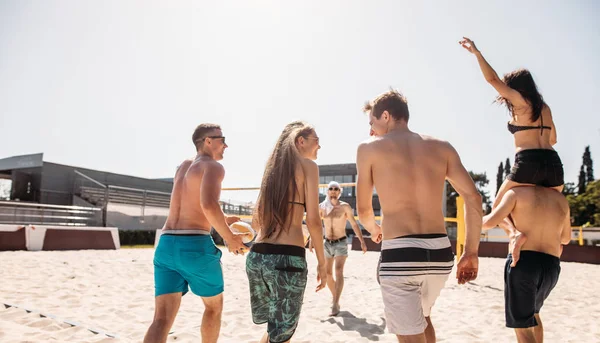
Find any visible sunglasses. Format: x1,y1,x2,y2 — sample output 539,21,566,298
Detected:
328,187,340,191
203,136,226,144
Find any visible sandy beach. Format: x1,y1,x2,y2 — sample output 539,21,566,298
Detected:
1,247,598,343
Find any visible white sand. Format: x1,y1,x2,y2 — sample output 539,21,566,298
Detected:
0,248,599,342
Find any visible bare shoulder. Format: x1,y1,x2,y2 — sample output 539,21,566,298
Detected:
540,187,567,203
178,159,194,171
340,202,353,211
299,157,318,174
206,159,224,169
419,133,450,146
207,160,225,174
504,188,525,202
357,137,381,154
174,159,193,179
503,188,519,197
543,103,553,118
193,159,224,178
419,134,456,155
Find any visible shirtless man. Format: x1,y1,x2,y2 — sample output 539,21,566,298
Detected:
144,123,247,343
313,180,367,316
483,186,571,343
356,90,483,343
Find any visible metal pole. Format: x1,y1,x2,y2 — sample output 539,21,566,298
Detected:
102,187,109,227
442,181,447,218
141,190,147,225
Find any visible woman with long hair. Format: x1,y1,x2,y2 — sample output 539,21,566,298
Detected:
246,121,327,343
460,37,564,209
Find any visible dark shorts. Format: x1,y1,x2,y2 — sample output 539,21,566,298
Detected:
504,251,561,328
246,243,308,343
506,149,564,187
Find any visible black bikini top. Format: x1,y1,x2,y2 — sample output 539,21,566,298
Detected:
507,114,551,136
289,201,306,210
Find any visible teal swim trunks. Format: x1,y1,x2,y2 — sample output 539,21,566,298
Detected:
153,232,224,297
246,243,308,343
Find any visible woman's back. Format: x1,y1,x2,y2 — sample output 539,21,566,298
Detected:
256,160,308,247
245,121,326,343
509,104,556,152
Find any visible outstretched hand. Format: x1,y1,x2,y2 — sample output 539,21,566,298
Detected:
459,37,479,54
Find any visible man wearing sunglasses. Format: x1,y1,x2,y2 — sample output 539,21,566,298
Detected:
310,180,367,316
144,123,247,343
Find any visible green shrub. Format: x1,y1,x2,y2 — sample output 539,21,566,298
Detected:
119,230,156,245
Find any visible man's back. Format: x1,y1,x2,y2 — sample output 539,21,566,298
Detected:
368,131,450,238
357,89,482,340
163,157,214,231
510,186,570,257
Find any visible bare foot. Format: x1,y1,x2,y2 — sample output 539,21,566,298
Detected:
329,303,340,316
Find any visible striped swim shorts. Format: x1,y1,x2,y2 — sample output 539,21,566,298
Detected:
378,233,454,335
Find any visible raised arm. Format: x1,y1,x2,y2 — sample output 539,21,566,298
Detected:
303,159,327,291
482,191,517,231
460,37,527,108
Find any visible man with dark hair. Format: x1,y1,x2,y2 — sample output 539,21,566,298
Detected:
357,90,482,342
192,123,222,150
144,123,247,343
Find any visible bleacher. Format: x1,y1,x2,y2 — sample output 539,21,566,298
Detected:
78,186,171,208
77,185,252,215
0,201,102,226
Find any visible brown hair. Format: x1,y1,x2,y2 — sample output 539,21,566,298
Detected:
363,89,410,122
254,121,315,238
495,69,545,122
192,123,221,149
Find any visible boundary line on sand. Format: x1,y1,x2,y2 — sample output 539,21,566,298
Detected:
1,302,119,339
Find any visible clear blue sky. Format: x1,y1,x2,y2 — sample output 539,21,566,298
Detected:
1,1,599,203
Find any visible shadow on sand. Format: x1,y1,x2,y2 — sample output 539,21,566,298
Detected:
321,310,386,341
